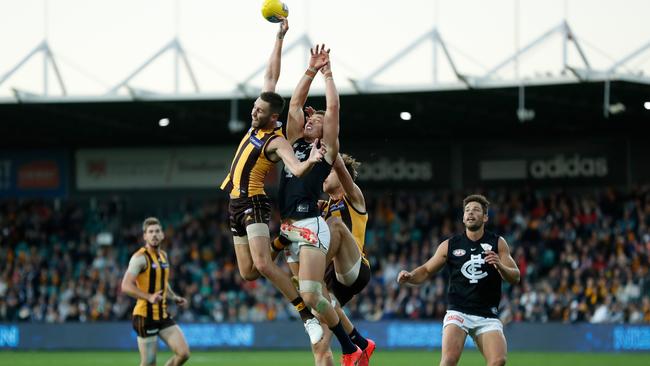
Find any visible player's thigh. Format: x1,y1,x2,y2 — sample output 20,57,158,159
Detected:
474,330,507,364
299,246,327,281
288,262,300,277
159,325,189,355
248,230,273,263
441,324,468,359
137,336,158,366
233,239,253,265
331,230,360,274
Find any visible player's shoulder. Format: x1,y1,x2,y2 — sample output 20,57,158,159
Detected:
484,230,500,241
447,233,464,245
131,247,146,257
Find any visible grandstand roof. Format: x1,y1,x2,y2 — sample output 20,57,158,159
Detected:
1,80,648,148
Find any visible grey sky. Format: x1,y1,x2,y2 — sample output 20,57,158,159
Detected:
1,0,649,97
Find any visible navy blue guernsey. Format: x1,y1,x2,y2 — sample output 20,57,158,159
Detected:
278,138,332,220
446,230,502,318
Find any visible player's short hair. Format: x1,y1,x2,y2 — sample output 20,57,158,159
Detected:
260,91,285,115
314,110,326,116
340,153,361,181
142,217,162,232
463,194,490,214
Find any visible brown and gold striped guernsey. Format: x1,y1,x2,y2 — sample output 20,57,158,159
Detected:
220,124,284,198
323,195,369,265
132,247,170,321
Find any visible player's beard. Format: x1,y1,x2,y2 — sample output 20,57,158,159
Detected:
465,221,483,232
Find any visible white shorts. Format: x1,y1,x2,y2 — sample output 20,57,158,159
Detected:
443,310,503,338
282,217,330,263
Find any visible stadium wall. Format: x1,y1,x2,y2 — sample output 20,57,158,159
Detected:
2,137,647,201
1,322,649,352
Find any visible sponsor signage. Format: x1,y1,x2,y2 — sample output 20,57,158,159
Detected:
470,141,627,186
344,144,450,187
76,147,235,190
0,150,68,198
358,158,433,182
6,322,647,352
480,154,610,181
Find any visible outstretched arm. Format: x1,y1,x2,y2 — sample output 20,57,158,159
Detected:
286,44,330,143
262,18,289,93
333,154,365,211
397,240,448,286
320,55,340,164
269,136,325,177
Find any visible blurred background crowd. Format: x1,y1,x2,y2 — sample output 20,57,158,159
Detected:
1,186,649,325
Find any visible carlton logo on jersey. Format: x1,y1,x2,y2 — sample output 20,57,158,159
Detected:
461,254,487,283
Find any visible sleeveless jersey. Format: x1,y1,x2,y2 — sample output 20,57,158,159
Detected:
220,124,284,198
323,195,369,265
132,247,170,320
446,230,501,318
278,138,332,220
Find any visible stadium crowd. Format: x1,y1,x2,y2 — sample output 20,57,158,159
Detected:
1,187,649,325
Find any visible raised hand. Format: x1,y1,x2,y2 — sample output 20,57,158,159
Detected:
277,16,289,39
308,138,326,163
309,44,330,71
304,106,316,118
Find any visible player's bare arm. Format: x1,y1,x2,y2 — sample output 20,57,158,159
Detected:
267,136,325,177
121,254,162,304
286,44,330,142
333,154,365,211
166,283,188,307
484,237,520,284
320,51,340,164
262,17,289,93
397,240,448,286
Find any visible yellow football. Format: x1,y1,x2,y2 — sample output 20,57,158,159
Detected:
261,0,289,23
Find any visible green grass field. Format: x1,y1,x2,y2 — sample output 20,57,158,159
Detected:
1,350,648,365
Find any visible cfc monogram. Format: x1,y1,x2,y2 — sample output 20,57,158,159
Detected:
460,254,487,283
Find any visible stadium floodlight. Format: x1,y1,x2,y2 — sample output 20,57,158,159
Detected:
607,103,626,115
159,118,170,127
517,108,535,123
400,112,412,121
644,102,650,110
228,98,246,133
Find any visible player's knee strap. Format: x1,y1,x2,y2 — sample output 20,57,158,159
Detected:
138,335,157,342
246,223,270,238
233,235,248,245
299,280,322,293
299,280,329,313
335,256,362,286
